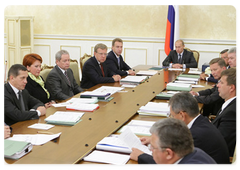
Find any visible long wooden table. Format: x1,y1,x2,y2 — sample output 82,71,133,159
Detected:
5,65,213,164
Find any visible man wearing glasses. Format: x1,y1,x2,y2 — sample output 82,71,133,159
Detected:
81,43,121,89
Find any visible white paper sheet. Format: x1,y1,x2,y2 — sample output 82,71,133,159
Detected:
8,132,62,145
83,150,130,165
28,123,54,130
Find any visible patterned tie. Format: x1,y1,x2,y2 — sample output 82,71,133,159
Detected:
64,71,71,85
18,91,25,111
178,54,182,64
117,57,120,69
100,63,105,77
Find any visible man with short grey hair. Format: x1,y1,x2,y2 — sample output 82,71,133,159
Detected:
227,47,236,68
130,118,216,164
46,50,83,101
81,43,121,89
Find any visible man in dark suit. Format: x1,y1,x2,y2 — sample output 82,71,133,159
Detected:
106,38,135,76
162,39,197,68
190,58,227,116
213,68,236,156
200,49,229,82
81,43,121,89
46,50,83,101
4,64,46,125
131,92,229,164
130,118,216,164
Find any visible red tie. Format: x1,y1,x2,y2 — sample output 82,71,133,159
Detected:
100,63,105,77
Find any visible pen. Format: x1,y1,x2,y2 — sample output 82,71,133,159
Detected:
37,131,54,134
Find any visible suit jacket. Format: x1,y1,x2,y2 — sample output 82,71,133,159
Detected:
162,49,197,68
190,115,229,163
212,98,236,156
105,50,131,76
81,56,115,89
138,115,229,164
46,66,83,101
4,83,44,125
196,84,224,116
138,148,216,164
25,76,52,104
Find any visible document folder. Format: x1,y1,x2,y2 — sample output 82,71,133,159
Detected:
4,139,33,159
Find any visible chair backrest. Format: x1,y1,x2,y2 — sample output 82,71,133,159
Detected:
70,59,81,86
80,53,92,72
230,142,237,165
40,64,54,81
185,48,200,68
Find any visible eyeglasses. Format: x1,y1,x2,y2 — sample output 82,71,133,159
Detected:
97,52,108,56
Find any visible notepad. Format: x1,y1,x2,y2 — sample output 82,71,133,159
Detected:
166,82,192,91
136,70,158,76
66,103,99,112
120,75,148,85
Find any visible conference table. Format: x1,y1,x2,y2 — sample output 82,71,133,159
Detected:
5,65,214,164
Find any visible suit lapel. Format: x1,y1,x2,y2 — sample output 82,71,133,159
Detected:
6,83,21,110
93,57,104,76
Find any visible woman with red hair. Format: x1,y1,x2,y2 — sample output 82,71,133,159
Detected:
23,53,55,108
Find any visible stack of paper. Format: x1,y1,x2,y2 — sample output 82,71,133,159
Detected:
4,139,33,159
83,150,130,165
80,91,111,100
66,103,99,112
45,111,84,125
118,120,155,136
120,75,148,85
52,98,98,108
136,70,158,76
177,74,200,82
96,135,132,154
155,91,179,100
137,102,169,117
188,68,202,74
166,82,192,91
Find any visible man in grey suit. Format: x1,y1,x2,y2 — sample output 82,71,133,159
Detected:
162,39,197,68
5,64,46,125
46,50,83,101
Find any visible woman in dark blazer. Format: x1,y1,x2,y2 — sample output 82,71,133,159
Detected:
23,53,55,108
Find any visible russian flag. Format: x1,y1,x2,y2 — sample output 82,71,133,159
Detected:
164,5,179,55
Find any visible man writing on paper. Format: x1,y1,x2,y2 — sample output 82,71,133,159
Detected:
190,58,227,117
162,39,197,68
106,38,135,76
81,43,121,89
130,92,229,164
130,118,216,164
46,50,84,101
5,64,46,125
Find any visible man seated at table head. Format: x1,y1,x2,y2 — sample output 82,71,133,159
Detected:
81,43,121,89
190,58,227,117
5,64,46,125
130,118,216,164
227,47,236,68
162,39,197,68
46,50,84,101
131,92,229,164
213,67,236,157
200,49,229,83
105,38,135,76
